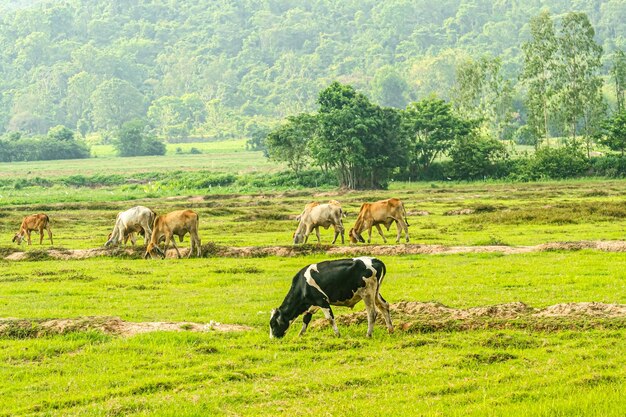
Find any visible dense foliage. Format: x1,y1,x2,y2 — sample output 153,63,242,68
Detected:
1,0,626,141
0,126,89,162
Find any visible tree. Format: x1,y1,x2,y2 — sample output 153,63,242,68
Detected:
47,125,75,142
91,79,145,131
600,110,626,157
554,12,603,143
520,11,557,148
401,97,474,177
114,119,165,157
312,82,406,189
453,55,513,139
448,133,508,180
610,50,626,112
265,113,316,176
371,66,409,108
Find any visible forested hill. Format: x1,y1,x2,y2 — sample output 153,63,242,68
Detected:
1,0,625,139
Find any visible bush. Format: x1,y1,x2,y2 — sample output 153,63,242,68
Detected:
589,155,626,178
520,147,589,180
449,135,509,180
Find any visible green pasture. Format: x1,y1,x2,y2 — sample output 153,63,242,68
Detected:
1,252,626,416
0,139,279,179
1,142,626,415
1,178,626,249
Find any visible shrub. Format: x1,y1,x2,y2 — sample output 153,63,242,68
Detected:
523,147,589,180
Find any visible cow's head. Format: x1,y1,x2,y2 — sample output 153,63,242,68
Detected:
293,231,305,245
12,233,23,245
349,228,365,244
144,242,165,259
269,309,289,339
105,232,115,247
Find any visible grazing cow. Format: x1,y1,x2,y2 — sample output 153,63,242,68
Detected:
269,257,393,338
349,198,409,244
293,200,344,244
105,206,155,247
12,213,53,245
144,209,201,259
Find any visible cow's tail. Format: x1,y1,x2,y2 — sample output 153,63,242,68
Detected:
401,202,409,227
374,258,387,300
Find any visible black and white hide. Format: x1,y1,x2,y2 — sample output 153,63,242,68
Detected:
269,257,393,338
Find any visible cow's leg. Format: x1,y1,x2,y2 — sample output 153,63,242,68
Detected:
46,225,53,245
402,219,410,243
331,227,339,244
339,222,345,244
321,306,340,337
362,292,378,338
169,236,182,258
314,226,321,244
39,226,44,244
191,231,201,257
162,236,172,259
26,230,32,245
143,223,152,245
375,293,394,334
367,226,373,244
375,224,387,243
395,221,402,243
299,307,318,336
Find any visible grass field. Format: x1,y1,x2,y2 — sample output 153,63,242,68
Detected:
0,139,279,179
1,142,626,416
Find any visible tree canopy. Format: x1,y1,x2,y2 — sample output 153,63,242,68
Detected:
1,0,626,139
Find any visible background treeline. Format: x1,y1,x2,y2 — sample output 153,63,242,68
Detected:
263,81,626,187
1,0,626,141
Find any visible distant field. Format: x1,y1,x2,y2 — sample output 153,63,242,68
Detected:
2,141,626,416
0,139,280,179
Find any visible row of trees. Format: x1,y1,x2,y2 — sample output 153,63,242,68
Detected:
265,82,505,188
0,120,166,161
264,81,626,188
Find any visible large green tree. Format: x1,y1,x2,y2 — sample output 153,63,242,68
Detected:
453,55,513,140
610,50,626,112
312,82,405,189
401,97,474,177
600,110,626,157
265,113,317,176
554,12,603,143
520,11,558,148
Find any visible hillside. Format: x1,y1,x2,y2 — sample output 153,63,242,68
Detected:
0,0,624,138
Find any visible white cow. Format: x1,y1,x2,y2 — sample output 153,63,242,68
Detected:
293,201,344,244
105,206,156,246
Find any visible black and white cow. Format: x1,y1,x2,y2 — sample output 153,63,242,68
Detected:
269,257,393,338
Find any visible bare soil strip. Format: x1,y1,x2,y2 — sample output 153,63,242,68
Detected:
312,301,626,332
0,317,251,338
5,240,626,260
2,302,625,338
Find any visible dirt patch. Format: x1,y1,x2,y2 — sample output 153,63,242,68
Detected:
445,208,475,215
0,317,251,338
6,240,626,261
407,210,430,216
311,301,626,332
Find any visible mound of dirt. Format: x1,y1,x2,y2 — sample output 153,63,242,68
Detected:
6,240,626,260
310,301,626,332
444,208,475,215
0,317,251,338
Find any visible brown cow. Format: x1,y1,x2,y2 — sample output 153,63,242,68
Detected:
144,210,201,259
349,198,409,244
12,213,53,245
